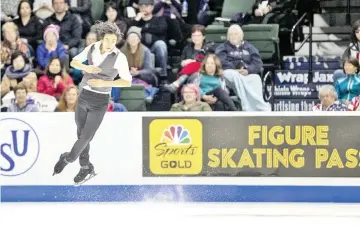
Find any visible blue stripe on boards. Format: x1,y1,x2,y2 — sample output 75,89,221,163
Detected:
2,185,360,203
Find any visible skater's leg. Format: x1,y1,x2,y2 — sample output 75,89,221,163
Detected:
53,92,88,175
66,91,109,165
76,93,91,167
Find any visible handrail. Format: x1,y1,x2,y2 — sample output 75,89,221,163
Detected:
290,13,308,53
346,0,351,25
290,12,313,83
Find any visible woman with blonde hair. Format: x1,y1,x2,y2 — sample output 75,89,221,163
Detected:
1,22,32,69
188,54,237,111
55,85,78,112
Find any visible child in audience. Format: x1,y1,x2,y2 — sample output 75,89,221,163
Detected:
37,56,74,99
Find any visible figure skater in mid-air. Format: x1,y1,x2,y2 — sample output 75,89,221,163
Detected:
53,21,132,184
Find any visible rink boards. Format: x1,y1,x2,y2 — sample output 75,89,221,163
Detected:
2,112,360,203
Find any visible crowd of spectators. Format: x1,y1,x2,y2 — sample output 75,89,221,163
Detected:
0,0,359,113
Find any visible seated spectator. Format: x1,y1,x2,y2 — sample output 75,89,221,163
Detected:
121,26,158,88
44,0,82,58
335,57,360,103
1,0,21,22
170,84,212,111
334,20,360,82
216,24,270,111
33,0,54,19
185,54,237,111
133,0,168,80
103,1,129,48
7,82,40,112
37,56,74,99
164,24,213,92
54,85,78,111
13,0,44,52
153,0,185,46
1,51,37,98
69,0,93,37
313,85,348,111
36,24,66,70
1,22,32,70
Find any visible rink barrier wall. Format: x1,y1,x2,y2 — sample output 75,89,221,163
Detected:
2,112,360,203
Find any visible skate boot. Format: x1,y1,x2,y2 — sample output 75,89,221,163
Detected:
53,152,70,176
74,163,96,185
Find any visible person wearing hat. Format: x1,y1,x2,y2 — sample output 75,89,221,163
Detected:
36,24,67,70
53,21,132,185
121,26,159,100
133,0,168,81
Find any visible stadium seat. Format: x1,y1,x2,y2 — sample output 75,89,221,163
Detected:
205,0,256,37
118,85,147,111
91,0,104,22
242,24,280,71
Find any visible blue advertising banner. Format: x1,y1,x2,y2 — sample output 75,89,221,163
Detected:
274,70,335,85
266,84,330,99
273,99,318,111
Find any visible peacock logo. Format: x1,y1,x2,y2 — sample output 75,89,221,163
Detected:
160,125,191,145
149,119,203,175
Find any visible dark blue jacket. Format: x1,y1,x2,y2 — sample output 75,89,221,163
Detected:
215,41,263,74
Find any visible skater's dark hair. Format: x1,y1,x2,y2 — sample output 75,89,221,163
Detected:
93,21,123,43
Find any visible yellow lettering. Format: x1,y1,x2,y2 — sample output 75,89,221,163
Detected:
289,149,305,168
253,148,266,168
345,149,359,168
207,149,220,168
326,149,344,168
315,149,328,168
285,126,301,145
302,126,316,145
262,125,268,145
266,149,273,168
222,148,237,168
238,149,255,168
248,126,261,145
316,126,329,145
272,149,288,168
269,126,284,145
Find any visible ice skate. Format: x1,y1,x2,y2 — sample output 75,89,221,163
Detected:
53,152,70,176
74,163,97,186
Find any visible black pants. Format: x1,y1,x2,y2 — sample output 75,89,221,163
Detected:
66,89,109,167
206,87,237,111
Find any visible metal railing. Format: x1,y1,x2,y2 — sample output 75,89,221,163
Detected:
346,0,351,25
290,12,313,82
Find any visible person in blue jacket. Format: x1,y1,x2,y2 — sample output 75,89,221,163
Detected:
334,57,360,102
36,24,66,70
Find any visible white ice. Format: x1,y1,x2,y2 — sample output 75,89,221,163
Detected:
2,202,360,236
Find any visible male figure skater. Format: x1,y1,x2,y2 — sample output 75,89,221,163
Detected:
53,21,132,184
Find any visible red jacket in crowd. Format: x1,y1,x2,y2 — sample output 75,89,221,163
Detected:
37,75,74,98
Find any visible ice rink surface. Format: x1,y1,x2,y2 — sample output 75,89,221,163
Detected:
2,202,360,236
